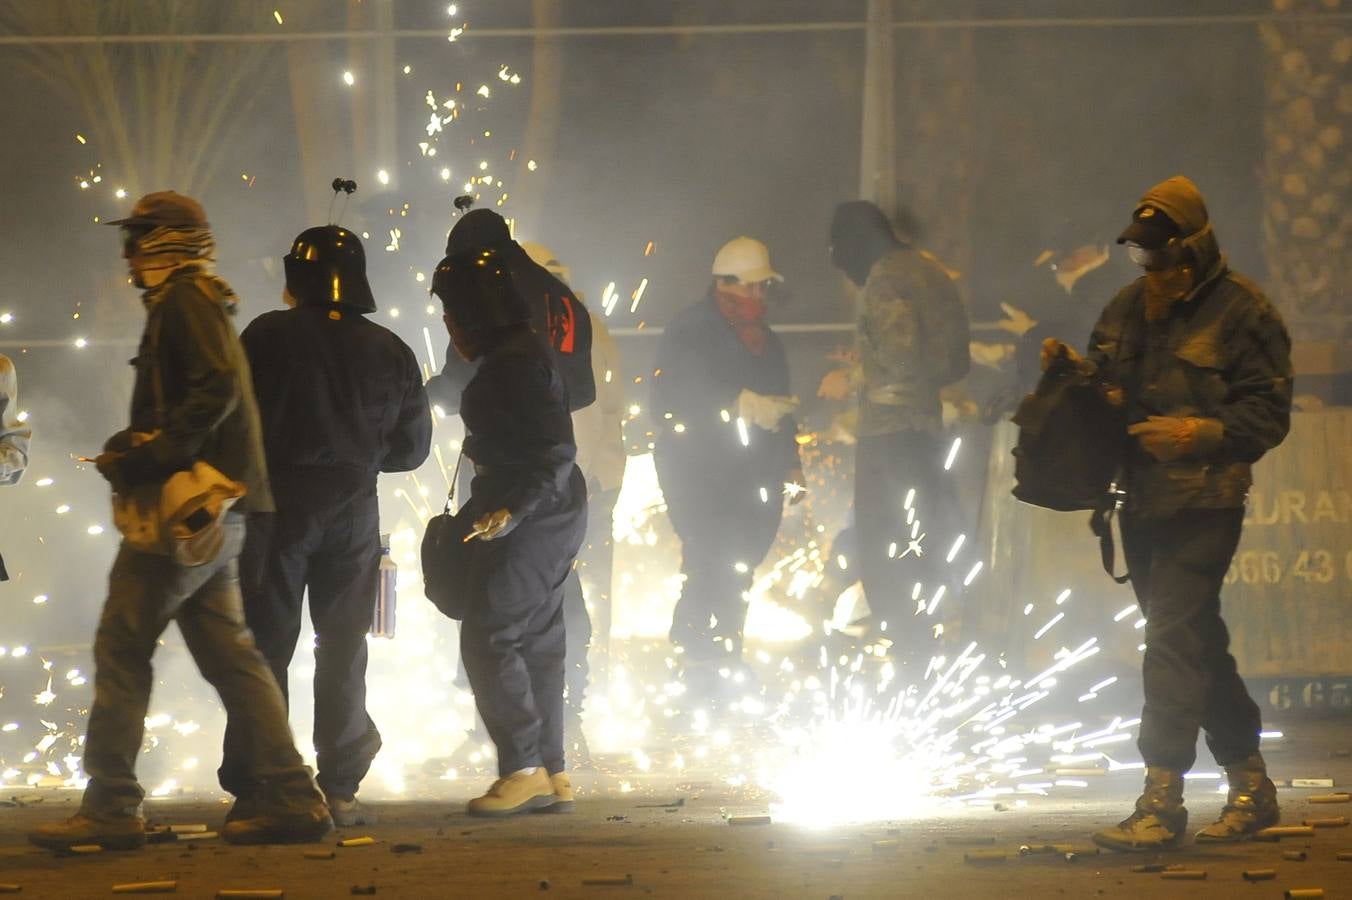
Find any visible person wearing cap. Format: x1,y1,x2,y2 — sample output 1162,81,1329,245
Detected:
823,201,970,649
30,192,333,851
1042,176,1292,852
218,225,432,827
651,236,804,689
519,240,626,765
0,353,31,582
429,245,588,816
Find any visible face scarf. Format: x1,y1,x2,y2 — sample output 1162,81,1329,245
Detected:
1143,265,1195,323
715,288,769,355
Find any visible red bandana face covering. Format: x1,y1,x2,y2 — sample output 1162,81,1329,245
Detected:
715,289,769,355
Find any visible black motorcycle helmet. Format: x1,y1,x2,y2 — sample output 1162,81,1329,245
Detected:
431,246,531,336
283,225,377,313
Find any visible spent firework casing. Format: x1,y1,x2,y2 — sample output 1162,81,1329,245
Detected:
111,883,177,894
1284,891,1325,899
1242,869,1277,881
1305,817,1350,827
1284,850,1309,861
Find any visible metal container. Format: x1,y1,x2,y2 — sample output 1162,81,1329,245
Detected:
371,533,396,639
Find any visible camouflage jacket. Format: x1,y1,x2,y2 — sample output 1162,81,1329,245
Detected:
1086,254,1292,519
854,247,970,437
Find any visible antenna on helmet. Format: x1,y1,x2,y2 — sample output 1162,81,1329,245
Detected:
328,178,358,224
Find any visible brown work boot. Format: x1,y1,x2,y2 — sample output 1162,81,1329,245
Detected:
221,803,333,845
534,772,575,814
28,813,146,851
467,768,556,817
1092,767,1188,852
1195,753,1280,843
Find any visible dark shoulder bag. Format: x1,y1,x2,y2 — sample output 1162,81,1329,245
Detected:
421,451,475,619
1011,298,1139,583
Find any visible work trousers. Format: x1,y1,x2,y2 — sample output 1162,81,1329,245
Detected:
1122,506,1262,772
660,462,782,663
222,475,382,800
82,515,319,819
460,472,586,776
855,429,961,640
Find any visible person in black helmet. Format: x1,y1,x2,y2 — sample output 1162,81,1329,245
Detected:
425,208,595,415
429,246,587,817
220,225,432,826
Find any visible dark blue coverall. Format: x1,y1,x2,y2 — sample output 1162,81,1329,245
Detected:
458,328,587,777
222,304,431,801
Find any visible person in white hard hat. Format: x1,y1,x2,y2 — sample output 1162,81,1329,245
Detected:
519,241,626,765
650,237,804,695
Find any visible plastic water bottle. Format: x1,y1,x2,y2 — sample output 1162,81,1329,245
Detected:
372,533,397,638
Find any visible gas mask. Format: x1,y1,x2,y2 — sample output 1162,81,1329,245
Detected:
1128,239,1195,319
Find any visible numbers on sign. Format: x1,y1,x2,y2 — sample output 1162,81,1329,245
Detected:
1291,550,1335,584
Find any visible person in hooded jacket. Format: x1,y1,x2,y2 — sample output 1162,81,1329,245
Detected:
821,201,970,650
651,237,804,686
431,246,587,816
1042,176,1292,852
220,226,432,826
0,353,31,582
425,209,594,416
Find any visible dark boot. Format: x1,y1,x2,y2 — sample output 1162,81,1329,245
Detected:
1195,753,1279,843
1092,767,1188,852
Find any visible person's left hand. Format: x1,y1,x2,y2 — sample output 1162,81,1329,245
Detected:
784,467,807,505
1127,415,1204,462
468,508,515,541
93,451,126,489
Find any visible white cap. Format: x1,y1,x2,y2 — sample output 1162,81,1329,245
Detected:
711,236,783,285
519,240,572,285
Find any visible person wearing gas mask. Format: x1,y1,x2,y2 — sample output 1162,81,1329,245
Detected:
651,237,804,690
520,241,626,766
0,353,31,582
821,201,970,651
1041,176,1292,852
431,246,588,816
221,225,432,827
30,192,332,851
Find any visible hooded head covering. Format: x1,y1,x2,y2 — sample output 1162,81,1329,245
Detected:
829,201,901,286
1118,175,1222,277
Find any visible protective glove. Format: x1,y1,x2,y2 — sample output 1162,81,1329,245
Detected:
1127,415,1223,463
1039,337,1083,373
816,368,854,401
94,450,128,492
784,467,807,506
467,507,515,542
736,389,799,432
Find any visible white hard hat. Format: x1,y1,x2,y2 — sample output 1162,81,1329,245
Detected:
711,236,783,285
518,240,572,285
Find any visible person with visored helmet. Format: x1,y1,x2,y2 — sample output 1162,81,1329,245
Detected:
430,245,588,816
220,224,432,827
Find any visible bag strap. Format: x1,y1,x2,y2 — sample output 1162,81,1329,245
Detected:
1087,290,1145,586
1089,489,1130,584
442,449,465,514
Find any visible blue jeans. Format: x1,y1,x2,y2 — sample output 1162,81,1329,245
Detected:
80,514,320,818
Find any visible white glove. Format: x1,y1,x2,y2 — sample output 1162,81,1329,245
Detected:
736,389,799,432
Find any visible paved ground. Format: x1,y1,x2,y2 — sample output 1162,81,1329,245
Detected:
2,719,1350,899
